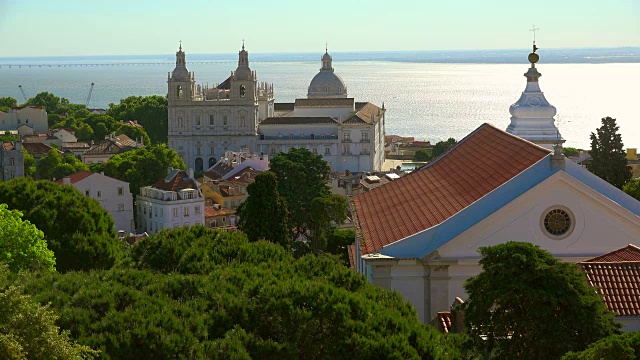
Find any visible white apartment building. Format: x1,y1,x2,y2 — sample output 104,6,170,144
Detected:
0,106,48,134
136,168,204,234
57,171,135,233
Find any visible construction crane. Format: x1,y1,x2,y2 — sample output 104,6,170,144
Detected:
18,85,27,102
85,82,95,107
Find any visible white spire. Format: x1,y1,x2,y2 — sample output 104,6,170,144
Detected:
506,41,564,149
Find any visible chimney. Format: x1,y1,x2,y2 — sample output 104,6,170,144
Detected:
551,144,565,170
62,176,71,185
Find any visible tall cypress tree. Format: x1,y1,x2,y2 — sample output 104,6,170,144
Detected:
586,116,631,189
237,171,290,248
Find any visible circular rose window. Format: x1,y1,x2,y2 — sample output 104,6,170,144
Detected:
542,208,573,238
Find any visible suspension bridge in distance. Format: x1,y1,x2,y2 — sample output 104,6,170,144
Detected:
0,60,238,69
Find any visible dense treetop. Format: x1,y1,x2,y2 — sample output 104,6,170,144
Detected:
464,242,619,359
0,178,124,272
0,204,55,273
15,226,461,359
103,144,185,197
106,95,168,144
562,332,640,360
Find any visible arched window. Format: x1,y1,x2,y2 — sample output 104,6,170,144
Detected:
209,157,217,168
195,157,204,172
177,85,183,98
240,85,246,98
240,115,246,127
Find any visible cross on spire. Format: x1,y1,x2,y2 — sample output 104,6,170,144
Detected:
325,42,328,53
529,25,540,42
242,39,245,50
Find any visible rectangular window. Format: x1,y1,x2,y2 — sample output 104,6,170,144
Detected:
210,147,215,155
211,220,217,228
173,208,179,218
209,115,214,125
325,147,331,155
195,206,201,214
223,115,228,126
361,132,369,142
289,134,294,140
196,115,201,126
270,147,276,155
184,207,189,217
196,148,201,156
312,147,318,155
117,187,124,196
97,191,102,198
343,132,351,142
85,190,90,196
118,203,125,211
310,134,315,140
9,158,15,166
343,144,350,155
231,200,236,208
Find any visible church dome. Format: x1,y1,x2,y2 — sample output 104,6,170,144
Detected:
307,49,348,98
308,71,347,98
172,66,189,81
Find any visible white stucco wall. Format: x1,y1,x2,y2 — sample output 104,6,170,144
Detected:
365,171,640,323
67,173,134,233
0,107,48,134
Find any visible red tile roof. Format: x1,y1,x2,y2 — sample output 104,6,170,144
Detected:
204,206,236,218
351,123,551,255
585,244,640,262
21,142,60,156
2,142,15,151
437,312,453,333
55,171,94,185
581,261,640,316
152,170,198,192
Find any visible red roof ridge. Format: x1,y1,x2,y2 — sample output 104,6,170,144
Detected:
582,244,640,263
352,122,552,255
55,171,95,185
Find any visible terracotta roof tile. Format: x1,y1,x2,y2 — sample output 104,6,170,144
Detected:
581,261,640,316
585,244,640,262
351,123,551,255
205,206,236,218
83,134,142,156
55,171,94,185
348,244,356,269
2,142,15,151
437,312,453,333
343,102,384,125
21,142,60,156
152,170,198,192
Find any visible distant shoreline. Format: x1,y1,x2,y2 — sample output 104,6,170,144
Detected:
1,47,639,64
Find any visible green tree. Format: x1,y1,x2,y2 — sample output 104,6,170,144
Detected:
432,138,457,158
107,95,168,144
0,178,122,272
414,148,431,161
269,148,332,240
0,97,17,112
562,332,640,360
237,172,290,248
326,229,355,266
563,147,582,158
82,114,119,141
623,178,640,201
116,123,151,146
104,144,185,197
36,148,88,181
22,148,36,178
75,123,94,142
308,194,348,252
463,242,619,359
587,116,632,189
0,267,98,359
18,226,462,359
0,132,18,143
25,92,68,115
0,204,55,272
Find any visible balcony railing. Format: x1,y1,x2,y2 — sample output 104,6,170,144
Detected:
258,134,338,141
360,138,370,143
342,138,352,143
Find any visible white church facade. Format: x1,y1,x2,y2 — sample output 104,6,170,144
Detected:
167,45,385,173
350,48,640,325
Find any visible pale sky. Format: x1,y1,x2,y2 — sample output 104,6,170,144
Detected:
1,0,638,57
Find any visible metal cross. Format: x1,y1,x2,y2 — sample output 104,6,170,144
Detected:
530,25,540,42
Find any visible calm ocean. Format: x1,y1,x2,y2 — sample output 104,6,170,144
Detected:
1,49,639,149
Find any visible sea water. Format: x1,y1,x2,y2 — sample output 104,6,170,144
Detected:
0,52,638,149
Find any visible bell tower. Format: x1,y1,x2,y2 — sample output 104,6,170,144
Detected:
167,42,195,103
231,41,257,102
